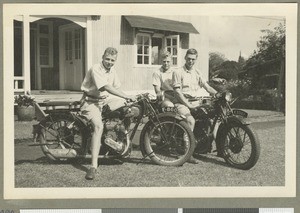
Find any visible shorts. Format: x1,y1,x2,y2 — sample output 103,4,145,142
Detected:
80,97,126,128
174,103,191,117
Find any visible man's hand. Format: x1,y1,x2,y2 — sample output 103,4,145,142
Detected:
156,92,163,101
125,95,136,102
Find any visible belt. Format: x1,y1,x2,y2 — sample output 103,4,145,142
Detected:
84,92,108,100
82,93,108,103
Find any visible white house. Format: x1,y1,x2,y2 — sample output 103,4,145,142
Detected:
12,15,209,96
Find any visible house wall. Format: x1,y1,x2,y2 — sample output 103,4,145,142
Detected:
90,15,209,93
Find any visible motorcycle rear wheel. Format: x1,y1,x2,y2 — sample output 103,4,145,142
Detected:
39,115,84,161
141,117,196,166
220,123,260,170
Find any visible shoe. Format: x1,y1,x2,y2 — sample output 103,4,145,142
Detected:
85,167,97,180
187,156,199,164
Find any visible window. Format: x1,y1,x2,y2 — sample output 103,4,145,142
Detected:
135,33,179,66
38,22,53,67
165,35,179,66
137,34,150,65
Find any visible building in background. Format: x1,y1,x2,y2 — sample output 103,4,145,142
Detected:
13,15,209,95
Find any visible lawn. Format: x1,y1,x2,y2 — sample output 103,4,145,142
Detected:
14,119,285,187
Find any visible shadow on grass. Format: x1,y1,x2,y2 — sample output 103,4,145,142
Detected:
193,153,231,168
15,156,55,165
15,138,33,144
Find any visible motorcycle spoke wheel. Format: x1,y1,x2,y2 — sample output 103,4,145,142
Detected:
222,124,260,170
143,119,195,166
40,118,83,161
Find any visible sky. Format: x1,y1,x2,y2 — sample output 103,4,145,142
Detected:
208,16,285,61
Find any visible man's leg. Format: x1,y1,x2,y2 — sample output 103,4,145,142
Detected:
175,104,198,164
81,102,103,180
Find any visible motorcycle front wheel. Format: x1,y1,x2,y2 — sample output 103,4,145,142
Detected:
39,114,84,161
140,117,196,166
220,123,260,170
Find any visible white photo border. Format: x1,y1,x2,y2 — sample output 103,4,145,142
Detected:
3,3,297,199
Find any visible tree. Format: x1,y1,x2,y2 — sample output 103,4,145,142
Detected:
214,61,241,81
243,22,286,112
209,52,227,78
245,22,285,68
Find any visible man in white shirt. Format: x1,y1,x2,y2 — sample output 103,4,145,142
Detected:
81,47,134,180
152,51,174,107
172,48,217,164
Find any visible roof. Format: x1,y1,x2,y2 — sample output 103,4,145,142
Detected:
123,15,199,34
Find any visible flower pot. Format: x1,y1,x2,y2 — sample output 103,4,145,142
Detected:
17,105,35,121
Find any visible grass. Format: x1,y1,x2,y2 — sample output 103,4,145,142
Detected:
14,119,285,188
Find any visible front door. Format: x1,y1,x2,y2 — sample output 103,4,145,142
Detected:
59,24,84,90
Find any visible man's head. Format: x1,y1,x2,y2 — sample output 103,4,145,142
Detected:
184,48,198,70
161,51,172,71
102,47,118,70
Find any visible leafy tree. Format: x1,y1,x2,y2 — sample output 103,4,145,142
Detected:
214,61,241,81
209,52,227,78
245,22,285,69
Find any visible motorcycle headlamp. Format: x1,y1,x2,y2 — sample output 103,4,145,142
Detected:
224,92,232,102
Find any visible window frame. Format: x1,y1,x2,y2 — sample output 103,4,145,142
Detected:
134,32,180,67
37,21,53,68
165,34,180,67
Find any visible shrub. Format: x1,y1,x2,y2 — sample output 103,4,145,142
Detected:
14,94,35,107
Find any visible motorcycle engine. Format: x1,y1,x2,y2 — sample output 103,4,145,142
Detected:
103,119,127,153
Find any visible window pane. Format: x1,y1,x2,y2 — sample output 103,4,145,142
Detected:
137,36,143,44
172,57,177,65
151,46,159,65
144,56,149,64
40,47,49,55
144,46,149,55
39,24,49,34
173,48,177,56
167,38,171,46
75,29,80,39
40,56,49,65
152,37,162,65
137,45,143,54
40,37,49,46
144,36,149,45
172,39,177,46
137,56,143,64
167,47,171,53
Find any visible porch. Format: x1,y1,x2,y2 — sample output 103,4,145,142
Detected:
30,90,83,103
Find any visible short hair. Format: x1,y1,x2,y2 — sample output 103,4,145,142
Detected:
103,47,118,56
161,51,171,59
186,48,198,57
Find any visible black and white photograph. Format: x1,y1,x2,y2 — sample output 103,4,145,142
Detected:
3,3,297,199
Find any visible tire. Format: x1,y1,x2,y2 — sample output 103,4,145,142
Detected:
39,114,84,162
140,117,196,166
219,123,260,170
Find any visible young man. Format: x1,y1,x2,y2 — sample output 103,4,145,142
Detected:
172,48,218,164
80,47,134,180
152,51,174,107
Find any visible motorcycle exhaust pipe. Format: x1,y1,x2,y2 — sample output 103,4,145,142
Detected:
47,148,77,158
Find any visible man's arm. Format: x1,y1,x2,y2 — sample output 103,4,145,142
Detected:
153,85,163,101
203,82,217,96
103,84,132,100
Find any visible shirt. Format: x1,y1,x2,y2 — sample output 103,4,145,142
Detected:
172,65,206,97
81,62,121,98
152,67,174,91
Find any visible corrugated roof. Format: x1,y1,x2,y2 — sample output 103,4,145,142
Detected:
124,15,199,34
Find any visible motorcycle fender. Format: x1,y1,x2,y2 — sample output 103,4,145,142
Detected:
156,112,185,121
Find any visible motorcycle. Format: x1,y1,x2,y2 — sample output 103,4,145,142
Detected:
189,92,260,170
31,93,196,166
